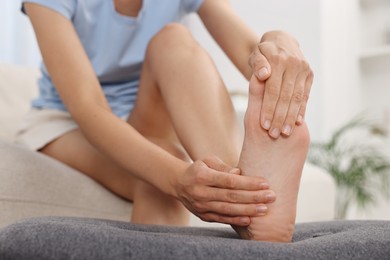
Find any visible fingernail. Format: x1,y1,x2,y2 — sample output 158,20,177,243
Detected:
259,183,270,189
257,67,269,78
270,128,280,138
263,120,271,130
240,217,250,225
256,205,267,213
282,125,292,136
266,193,276,202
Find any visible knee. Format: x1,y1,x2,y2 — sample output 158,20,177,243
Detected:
146,23,200,58
151,23,194,46
156,23,191,38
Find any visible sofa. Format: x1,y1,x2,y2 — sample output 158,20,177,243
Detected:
0,62,338,229
0,63,133,228
4,63,389,259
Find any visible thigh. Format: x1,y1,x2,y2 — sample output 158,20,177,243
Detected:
40,129,137,201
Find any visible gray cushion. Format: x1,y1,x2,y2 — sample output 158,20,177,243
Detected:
1,217,389,259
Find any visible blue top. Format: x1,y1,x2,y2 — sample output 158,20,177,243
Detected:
22,0,203,118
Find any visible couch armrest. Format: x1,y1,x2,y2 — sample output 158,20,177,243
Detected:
0,141,132,228
0,63,40,142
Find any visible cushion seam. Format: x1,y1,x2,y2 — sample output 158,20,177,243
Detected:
0,196,131,215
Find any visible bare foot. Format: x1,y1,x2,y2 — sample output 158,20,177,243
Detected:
233,77,310,242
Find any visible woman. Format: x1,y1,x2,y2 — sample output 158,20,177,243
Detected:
19,0,312,242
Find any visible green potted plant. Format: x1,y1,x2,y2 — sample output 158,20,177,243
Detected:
308,116,390,219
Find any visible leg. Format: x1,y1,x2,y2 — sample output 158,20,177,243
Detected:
130,23,242,166
42,23,243,227
233,76,310,242
41,129,191,226
128,24,243,224
130,138,191,226
40,129,137,201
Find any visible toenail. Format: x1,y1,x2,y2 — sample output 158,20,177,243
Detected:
282,125,291,136
263,120,271,130
271,128,280,138
256,205,267,213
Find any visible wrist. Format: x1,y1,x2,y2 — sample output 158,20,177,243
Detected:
165,160,190,199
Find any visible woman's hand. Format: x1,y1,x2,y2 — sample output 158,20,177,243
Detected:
249,30,314,138
174,156,276,226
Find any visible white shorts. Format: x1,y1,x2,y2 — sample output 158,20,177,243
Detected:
15,109,79,151
15,108,130,151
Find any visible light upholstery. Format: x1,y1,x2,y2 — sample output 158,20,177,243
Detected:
0,63,336,229
0,140,132,228
0,63,39,142
0,63,133,228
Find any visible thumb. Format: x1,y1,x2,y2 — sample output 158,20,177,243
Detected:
251,47,271,81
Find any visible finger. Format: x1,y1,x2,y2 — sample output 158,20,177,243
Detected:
203,156,237,173
229,168,242,175
199,201,268,217
198,213,251,226
296,70,314,125
208,170,269,191
268,69,298,139
250,45,272,81
260,63,284,131
270,68,304,136
282,71,306,135
201,187,276,204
